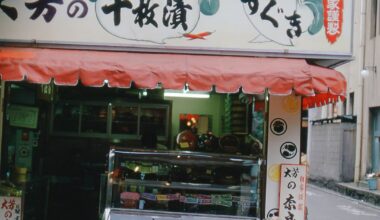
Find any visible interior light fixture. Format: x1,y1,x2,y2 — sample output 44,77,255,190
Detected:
164,90,210,99
183,83,190,93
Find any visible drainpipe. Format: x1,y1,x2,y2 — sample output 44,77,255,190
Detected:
0,81,4,173
354,0,367,183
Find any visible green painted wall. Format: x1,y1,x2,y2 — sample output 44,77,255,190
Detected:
165,94,225,146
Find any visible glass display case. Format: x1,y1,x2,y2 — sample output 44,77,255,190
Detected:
102,148,261,220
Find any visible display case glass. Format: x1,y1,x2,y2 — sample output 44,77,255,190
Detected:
52,102,80,133
81,104,108,134
112,105,138,135
140,107,167,137
103,148,261,219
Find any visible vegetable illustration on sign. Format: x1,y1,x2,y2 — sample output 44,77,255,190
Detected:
200,0,219,16
242,0,318,46
242,0,342,46
0,0,350,54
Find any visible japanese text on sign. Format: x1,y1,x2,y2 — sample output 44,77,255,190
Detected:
279,164,307,220
323,0,343,43
0,197,21,220
0,1,353,58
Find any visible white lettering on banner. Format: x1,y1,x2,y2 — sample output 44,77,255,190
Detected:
324,0,343,43
326,0,341,35
327,0,340,9
0,0,353,57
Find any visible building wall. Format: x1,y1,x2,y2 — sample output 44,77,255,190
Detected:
308,0,365,181
361,0,380,176
309,123,356,182
309,0,380,181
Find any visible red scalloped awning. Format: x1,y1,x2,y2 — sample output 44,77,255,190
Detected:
0,47,346,109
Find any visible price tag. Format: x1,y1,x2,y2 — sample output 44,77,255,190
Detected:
179,142,189,149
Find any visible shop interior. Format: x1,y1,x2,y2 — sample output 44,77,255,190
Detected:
1,82,266,219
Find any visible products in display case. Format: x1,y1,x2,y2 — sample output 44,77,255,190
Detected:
103,148,261,219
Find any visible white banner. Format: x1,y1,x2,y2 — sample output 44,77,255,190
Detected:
279,164,307,220
0,197,22,220
0,0,352,59
265,95,301,219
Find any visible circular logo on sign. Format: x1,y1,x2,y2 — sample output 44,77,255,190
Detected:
267,208,279,218
270,118,287,136
280,142,297,159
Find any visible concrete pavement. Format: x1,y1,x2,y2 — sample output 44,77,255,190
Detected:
307,184,380,220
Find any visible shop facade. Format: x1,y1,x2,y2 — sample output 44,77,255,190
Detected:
0,1,352,220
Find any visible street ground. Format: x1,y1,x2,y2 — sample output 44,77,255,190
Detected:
307,184,380,220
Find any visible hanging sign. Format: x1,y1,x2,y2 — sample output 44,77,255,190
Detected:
8,105,39,129
279,164,307,220
265,95,301,219
0,197,22,220
0,0,353,59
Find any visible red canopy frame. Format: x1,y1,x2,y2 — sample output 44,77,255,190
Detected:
0,47,346,109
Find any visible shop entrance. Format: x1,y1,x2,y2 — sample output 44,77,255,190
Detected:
371,107,380,173
1,82,264,220
0,47,347,220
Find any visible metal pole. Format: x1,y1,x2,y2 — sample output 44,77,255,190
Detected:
354,0,367,183
0,81,4,174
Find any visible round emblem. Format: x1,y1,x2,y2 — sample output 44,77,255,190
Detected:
270,118,287,136
267,208,279,218
280,142,298,159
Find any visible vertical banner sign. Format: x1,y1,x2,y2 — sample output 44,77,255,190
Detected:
265,95,301,219
279,164,307,220
0,197,22,220
323,0,344,43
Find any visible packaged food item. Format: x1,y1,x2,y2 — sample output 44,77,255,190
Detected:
120,192,140,208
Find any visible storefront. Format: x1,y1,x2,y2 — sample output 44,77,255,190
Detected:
0,1,352,220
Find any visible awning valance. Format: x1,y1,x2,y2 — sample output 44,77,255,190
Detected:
0,47,346,109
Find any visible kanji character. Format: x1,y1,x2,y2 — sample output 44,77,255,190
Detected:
102,0,133,26
163,0,192,31
25,0,63,23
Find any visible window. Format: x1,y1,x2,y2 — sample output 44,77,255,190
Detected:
349,92,354,115
140,107,168,136
371,0,378,38
112,105,138,135
370,108,380,172
52,102,80,133
81,104,108,134
51,101,170,140
342,99,347,115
